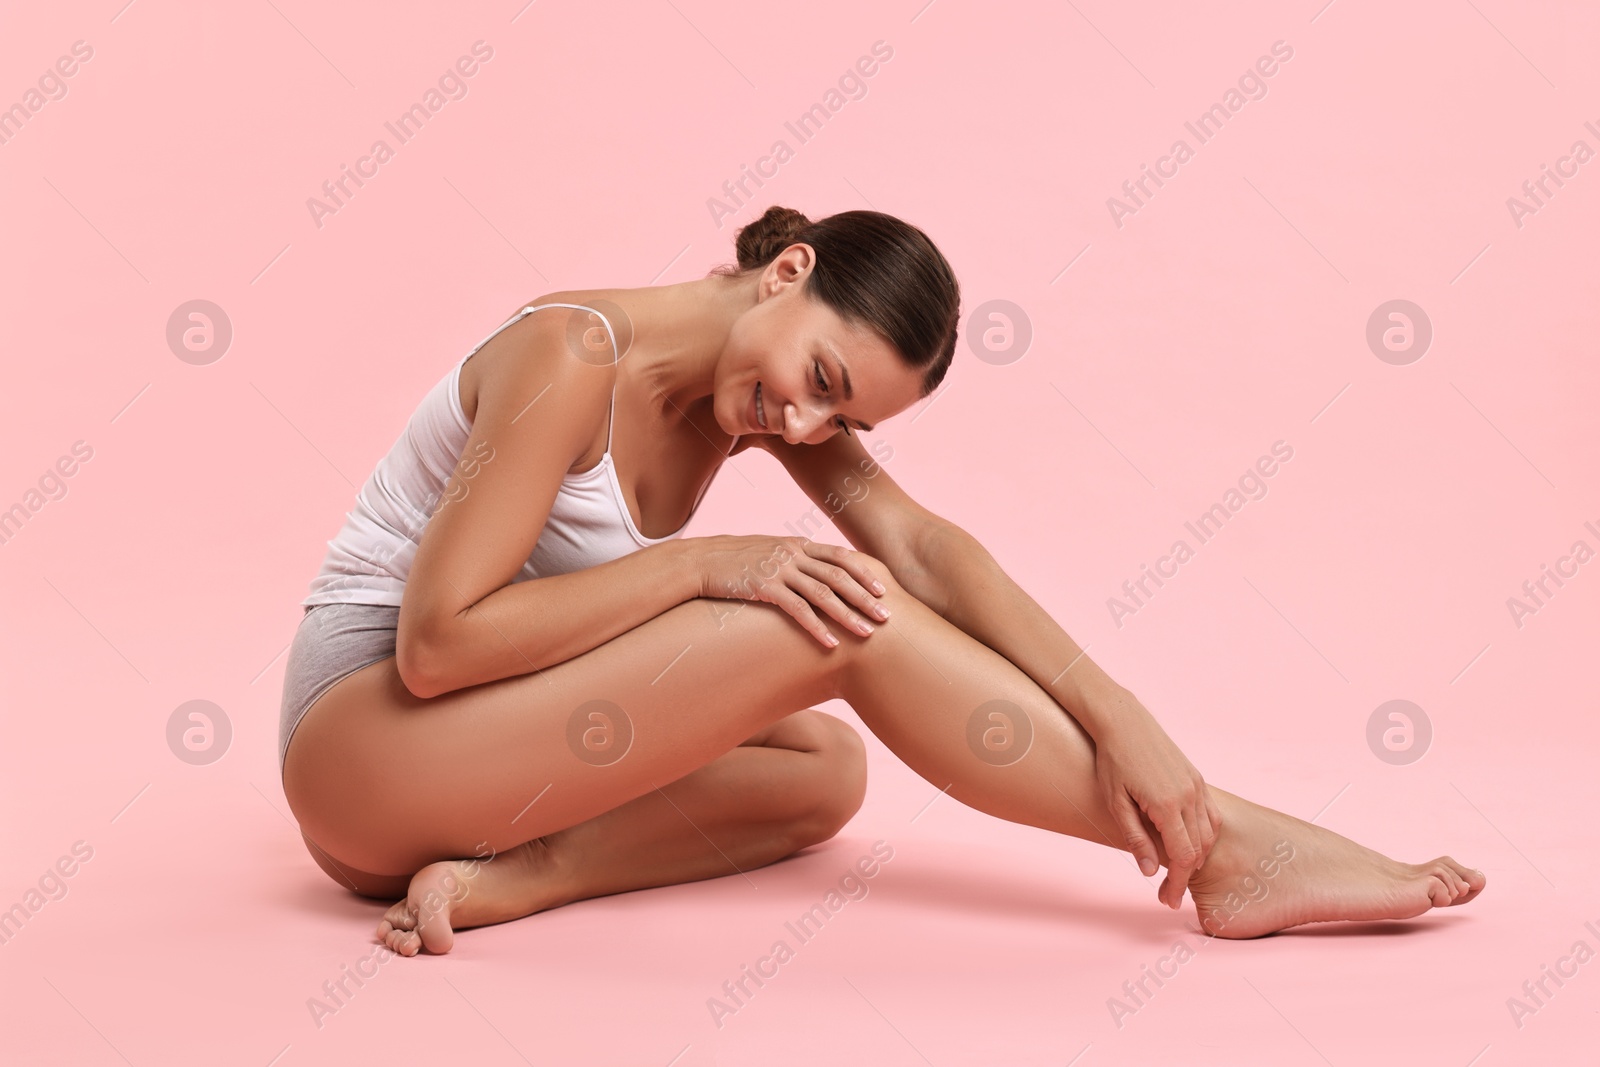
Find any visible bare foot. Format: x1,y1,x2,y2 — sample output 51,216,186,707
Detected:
1184,788,1487,939
375,837,570,956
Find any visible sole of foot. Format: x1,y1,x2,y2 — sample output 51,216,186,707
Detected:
376,838,566,956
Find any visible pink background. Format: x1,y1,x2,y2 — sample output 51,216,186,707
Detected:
2,1,1597,1063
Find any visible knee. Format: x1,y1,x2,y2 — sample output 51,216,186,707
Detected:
790,712,868,849
826,548,919,690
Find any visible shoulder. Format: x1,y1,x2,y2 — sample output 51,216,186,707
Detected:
520,289,637,363
470,294,624,445
462,292,608,422
477,291,630,385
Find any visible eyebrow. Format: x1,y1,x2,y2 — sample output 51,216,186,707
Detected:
826,343,876,432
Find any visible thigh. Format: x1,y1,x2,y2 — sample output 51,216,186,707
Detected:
298,707,867,896
282,594,851,876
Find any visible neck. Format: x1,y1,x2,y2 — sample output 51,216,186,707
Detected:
625,271,759,431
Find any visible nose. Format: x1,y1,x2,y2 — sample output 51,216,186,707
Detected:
781,396,831,445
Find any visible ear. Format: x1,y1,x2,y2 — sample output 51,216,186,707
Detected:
767,243,816,291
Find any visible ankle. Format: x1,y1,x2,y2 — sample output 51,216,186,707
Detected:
528,833,580,909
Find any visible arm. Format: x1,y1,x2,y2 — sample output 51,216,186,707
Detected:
752,428,1132,730
405,540,698,699
396,305,699,699
913,522,1136,740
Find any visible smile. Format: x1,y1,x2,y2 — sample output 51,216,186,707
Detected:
755,381,769,430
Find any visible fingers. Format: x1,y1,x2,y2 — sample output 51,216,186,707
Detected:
1111,794,1161,879
1197,786,1221,867
735,539,888,649
1187,798,1211,874
793,556,885,637
806,541,889,599
772,586,842,647
1150,804,1201,909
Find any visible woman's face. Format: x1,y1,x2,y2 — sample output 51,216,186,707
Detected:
716,246,925,445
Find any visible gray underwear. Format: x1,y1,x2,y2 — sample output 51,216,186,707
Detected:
278,602,401,777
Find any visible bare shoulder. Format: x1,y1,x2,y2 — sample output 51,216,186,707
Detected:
460,289,632,424
524,288,638,360
458,291,632,472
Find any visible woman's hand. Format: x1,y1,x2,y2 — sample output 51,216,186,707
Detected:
1090,693,1223,909
691,535,891,648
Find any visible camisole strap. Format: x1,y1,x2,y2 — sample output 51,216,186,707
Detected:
513,302,623,456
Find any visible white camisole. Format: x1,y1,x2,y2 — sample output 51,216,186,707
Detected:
301,302,719,608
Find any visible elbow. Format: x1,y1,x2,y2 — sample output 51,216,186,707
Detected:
394,624,443,700
911,520,982,618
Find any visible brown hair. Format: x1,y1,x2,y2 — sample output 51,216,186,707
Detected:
710,206,959,398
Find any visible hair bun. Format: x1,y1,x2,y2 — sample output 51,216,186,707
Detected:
734,206,813,271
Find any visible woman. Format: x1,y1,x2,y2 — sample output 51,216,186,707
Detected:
280,206,1485,956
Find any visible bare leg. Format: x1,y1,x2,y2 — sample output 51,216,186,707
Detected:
375,709,868,955
834,583,1485,937
285,552,1485,953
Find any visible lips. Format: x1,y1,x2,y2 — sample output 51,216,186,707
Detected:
752,380,769,432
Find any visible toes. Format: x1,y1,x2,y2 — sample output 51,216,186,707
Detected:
1438,857,1487,904
377,899,425,956
376,903,419,954
384,926,421,956
379,901,417,944
1428,861,1465,899
1411,857,1487,913
1427,858,1470,904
